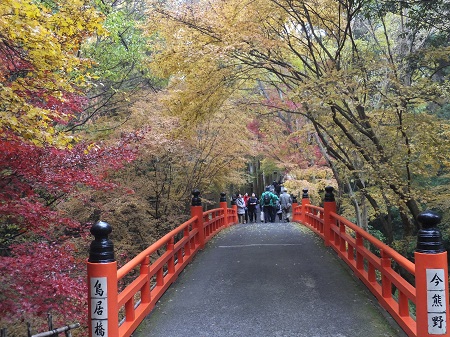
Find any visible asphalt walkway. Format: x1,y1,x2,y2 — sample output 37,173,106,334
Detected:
132,222,408,337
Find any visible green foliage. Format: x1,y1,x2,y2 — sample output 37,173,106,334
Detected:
259,159,281,178
368,225,386,243
70,0,166,131
434,104,450,120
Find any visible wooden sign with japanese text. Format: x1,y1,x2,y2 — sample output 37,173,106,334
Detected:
90,277,109,337
426,269,447,334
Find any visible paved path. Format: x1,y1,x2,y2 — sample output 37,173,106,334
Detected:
132,222,408,337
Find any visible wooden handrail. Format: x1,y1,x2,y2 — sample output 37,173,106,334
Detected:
298,193,449,337
87,204,237,337
88,189,449,337
117,218,196,280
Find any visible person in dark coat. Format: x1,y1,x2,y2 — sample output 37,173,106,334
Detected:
247,193,258,223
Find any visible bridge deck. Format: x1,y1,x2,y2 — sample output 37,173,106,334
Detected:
132,222,407,337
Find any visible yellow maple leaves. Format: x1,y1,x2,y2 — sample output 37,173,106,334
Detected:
144,0,450,232
0,0,105,147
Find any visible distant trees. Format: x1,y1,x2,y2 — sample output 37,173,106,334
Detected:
146,0,450,248
91,94,252,228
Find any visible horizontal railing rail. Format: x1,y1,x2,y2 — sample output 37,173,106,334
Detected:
116,216,200,336
292,187,449,337
328,210,416,336
203,208,226,243
87,191,237,337
297,203,416,335
88,188,449,337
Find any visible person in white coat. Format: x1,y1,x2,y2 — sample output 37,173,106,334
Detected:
279,188,292,222
236,193,246,224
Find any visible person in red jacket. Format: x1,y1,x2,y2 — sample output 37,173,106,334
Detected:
243,192,250,223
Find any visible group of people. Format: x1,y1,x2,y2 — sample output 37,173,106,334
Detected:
234,182,293,224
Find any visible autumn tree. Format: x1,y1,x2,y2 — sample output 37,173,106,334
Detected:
67,0,164,132
60,91,253,263
145,0,450,248
0,0,141,333
245,86,330,191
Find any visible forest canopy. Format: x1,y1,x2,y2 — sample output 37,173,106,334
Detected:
1,0,450,335
146,0,450,243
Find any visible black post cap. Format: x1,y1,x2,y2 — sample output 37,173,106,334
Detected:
89,221,115,263
220,192,227,202
416,210,445,254
192,189,202,206
324,186,335,202
302,189,309,199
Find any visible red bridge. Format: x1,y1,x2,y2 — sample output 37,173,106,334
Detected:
87,188,449,337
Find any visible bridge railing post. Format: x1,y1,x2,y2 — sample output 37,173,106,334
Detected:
220,192,229,227
415,210,450,337
323,186,336,247
291,195,298,222
87,221,119,337
191,189,205,249
301,188,310,224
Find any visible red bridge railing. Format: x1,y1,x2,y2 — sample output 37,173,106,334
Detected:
292,187,449,337
87,191,237,337
87,186,449,337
